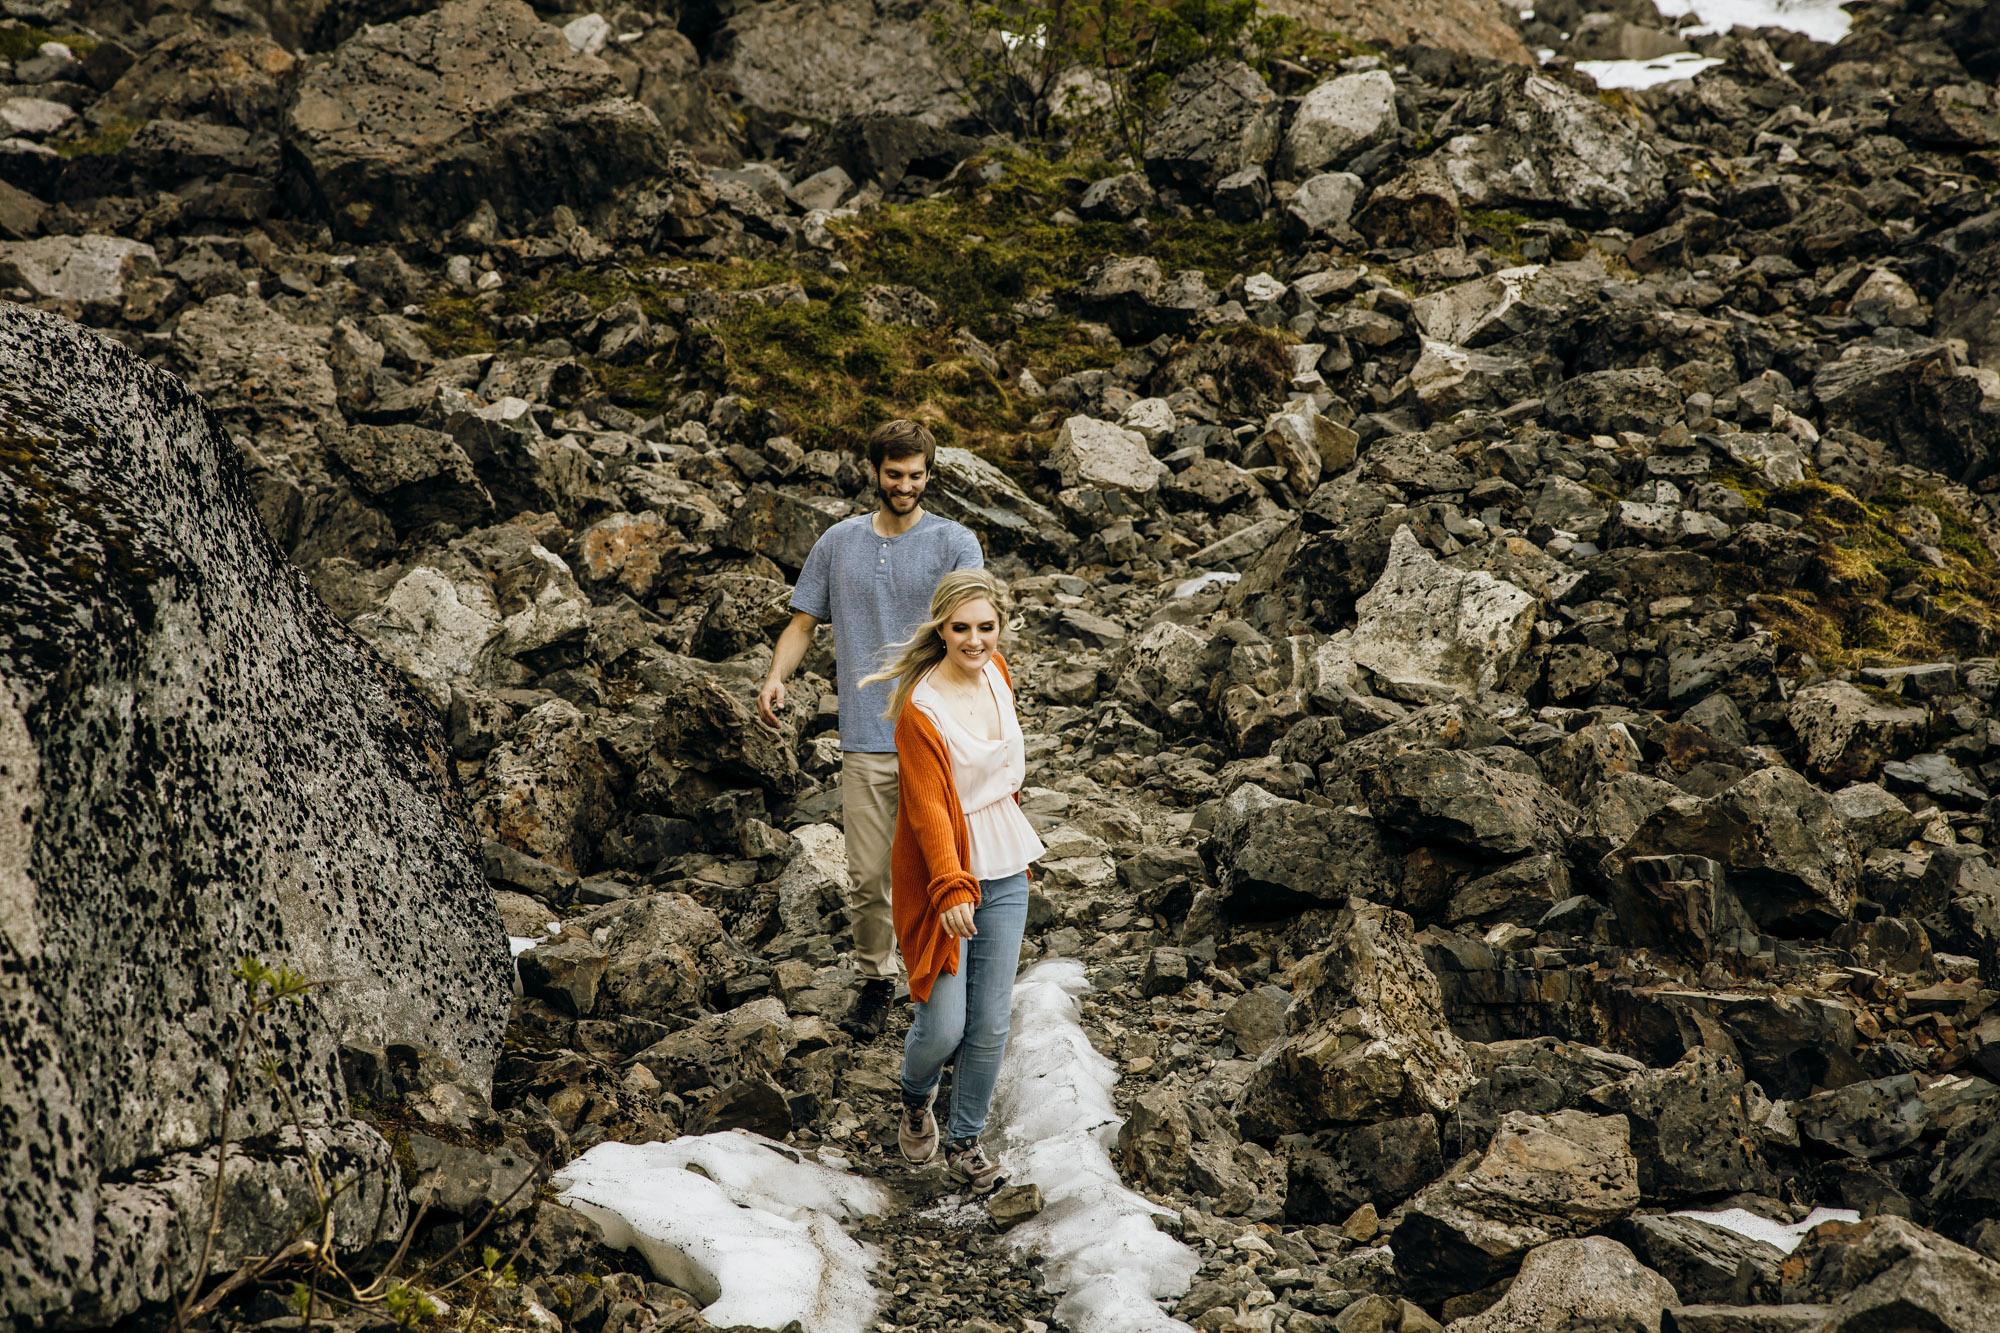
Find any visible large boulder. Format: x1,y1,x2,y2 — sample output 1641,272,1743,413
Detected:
1446,1236,1677,1333
0,235,160,322
1258,0,1533,64
1603,767,1858,935
0,306,510,1324
1237,901,1474,1135
926,446,1075,559
717,0,964,125
1361,748,1578,858
1208,787,1403,918
1394,1110,1641,1296
1440,69,1669,227
1143,59,1283,194
1350,526,1538,701
1585,1050,1778,1200
1789,680,1932,782
1791,1215,2000,1332
1279,70,1399,178
283,0,670,241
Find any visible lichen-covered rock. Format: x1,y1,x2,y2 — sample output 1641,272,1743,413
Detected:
1351,526,1539,700
1143,59,1282,194
0,305,508,1325
1237,900,1474,1135
1394,1111,1641,1296
1442,70,1668,226
283,0,670,241
1445,1236,1677,1333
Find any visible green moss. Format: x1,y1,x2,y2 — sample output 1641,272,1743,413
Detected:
1727,473,2000,668
53,116,141,159
1463,209,1533,265
0,24,96,61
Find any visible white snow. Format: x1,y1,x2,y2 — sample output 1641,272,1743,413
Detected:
1173,571,1241,598
991,959,1201,1333
1575,53,1726,88
1669,1205,1862,1254
1651,0,1853,44
552,1133,889,1333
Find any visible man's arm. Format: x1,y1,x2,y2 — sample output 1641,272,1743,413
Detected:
758,610,821,729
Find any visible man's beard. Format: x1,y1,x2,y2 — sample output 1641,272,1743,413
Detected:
878,483,921,509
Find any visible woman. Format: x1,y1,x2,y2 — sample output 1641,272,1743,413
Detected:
860,567,1044,1191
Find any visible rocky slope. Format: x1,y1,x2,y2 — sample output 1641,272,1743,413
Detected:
6,0,2000,1329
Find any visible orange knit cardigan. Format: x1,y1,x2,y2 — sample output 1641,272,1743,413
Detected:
891,651,1022,1003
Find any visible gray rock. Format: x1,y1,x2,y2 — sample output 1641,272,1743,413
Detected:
1215,794,1402,916
1606,767,1859,935
1351,526,1539,701
1048,415,1168,496
923,446,1076,559
1237,901,1474,1135
1394,1111,1641,1296
1663,1307,1834,1333
1143,58,1282,193
1444,1236,1676,1333
1585,1049,1778,1199
579,891,735,1021
719,0,964,124
1353,157,1462,251
1441,69,1669,226
1078,171,1155,221
1282,1114,1444,1223
173,293,339,431
1286,170,1367,237
284,0,670,241
0,304,507,1325
1793,1074,1928,1160
1790,681,1931,783
1611,1214,1785,1306
0,234,159,318
1545,367,1684,436
1362,748,1577,858
787,164,854,211
1075,255,1218,340
1793,1215,2000,1332
1281,70,1399,177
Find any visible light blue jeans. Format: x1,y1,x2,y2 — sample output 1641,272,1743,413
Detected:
900,870,1030,1143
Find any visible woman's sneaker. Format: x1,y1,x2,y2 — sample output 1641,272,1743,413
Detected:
898,1092,938,1164
946,1138,1005,1192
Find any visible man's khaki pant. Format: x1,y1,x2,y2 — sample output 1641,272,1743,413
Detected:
840,750,901,980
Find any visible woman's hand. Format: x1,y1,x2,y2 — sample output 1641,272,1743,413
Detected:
941,902,978,938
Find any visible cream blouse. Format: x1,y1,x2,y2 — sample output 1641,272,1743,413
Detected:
909,660,1047,882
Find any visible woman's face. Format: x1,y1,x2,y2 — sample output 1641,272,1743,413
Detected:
939,597,1000,674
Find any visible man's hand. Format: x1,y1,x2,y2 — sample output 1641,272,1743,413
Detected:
941,902,978,938
757,677,787,730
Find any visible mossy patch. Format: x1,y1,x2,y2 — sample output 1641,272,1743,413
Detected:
53,115,141,160
415,149,1298,463
1725,474,2000,668
0,22,97,61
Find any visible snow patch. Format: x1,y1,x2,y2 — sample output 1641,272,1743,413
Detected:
1173,571,1240,598
991,959,1201,1333
552,1133,889,1333
1649,0,1852,43
1670,1205,1862,1254
1576,52,1726,88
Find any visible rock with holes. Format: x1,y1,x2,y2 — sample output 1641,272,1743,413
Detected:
1393,1110,1641,1296
0,303,507,1326
284,0,670,240
1237,900,1474,1135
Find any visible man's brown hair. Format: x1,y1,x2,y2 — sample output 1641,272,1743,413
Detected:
866,419,937,471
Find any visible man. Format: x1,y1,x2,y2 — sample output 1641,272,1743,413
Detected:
758,420,983,1038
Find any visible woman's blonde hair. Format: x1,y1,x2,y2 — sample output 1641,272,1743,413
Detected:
861,567,1010,721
